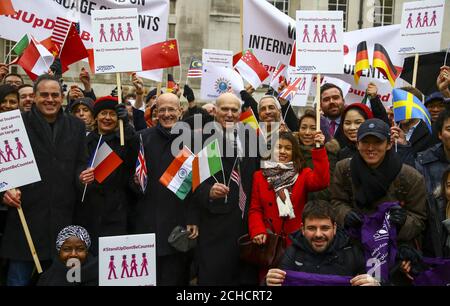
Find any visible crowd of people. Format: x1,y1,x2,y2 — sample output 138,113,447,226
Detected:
0,61,449,286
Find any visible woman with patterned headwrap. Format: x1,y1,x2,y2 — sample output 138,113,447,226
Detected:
37,225,98,286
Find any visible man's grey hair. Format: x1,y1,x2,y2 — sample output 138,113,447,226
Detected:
258,95,281,112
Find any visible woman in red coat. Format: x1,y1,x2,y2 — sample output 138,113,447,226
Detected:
248,131,330,247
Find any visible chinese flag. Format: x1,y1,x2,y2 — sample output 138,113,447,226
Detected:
0,0,15,16
59,23,88,71
141,39,180,71
40,36,60,57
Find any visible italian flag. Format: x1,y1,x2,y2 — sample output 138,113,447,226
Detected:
159,147,194,200
17,37,54,81
192,139,223,191
11,34,29,56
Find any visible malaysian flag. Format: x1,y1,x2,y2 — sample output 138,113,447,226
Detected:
51,17,72,49
135,134,148,193
278,77,303,101
230,167,246,218
187,57,202,78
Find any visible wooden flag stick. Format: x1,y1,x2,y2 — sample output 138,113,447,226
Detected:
315,73,321,148
157,82,162,97
412,53,419,88
240,0,244,52
116,73,125,146
12,189,43,274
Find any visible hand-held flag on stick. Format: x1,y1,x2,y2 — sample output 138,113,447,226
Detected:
187,57,203,78
141,39,180,71
392,88,432,133
135,134,148,193
0,0,15,16
239,108,260,134
159,147,194,200
59,22,88,71
17,37,54,80
230,167,246,218
279,76,303,101
270,61,287,90
354,41,370,84
234,50,269,89
91,140,123,183
192,139,223,191
373,43,402,87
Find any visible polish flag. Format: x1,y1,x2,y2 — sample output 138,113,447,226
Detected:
92,141,123,183
234,50,269,89
17,37,54,81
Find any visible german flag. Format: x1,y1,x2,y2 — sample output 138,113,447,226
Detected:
373,43,402,87
239,108,260,134
166,73,177,93
354,41,370,84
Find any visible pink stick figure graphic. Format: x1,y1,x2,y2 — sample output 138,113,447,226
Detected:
140,253,149,277
4,140,16,162
430,11,437,26
313,25,321,43
0,147,6,164
117,23,125,41
329,25,337,43
415,12,422,28
108,255,118,280
422,12,429,27
129,254,138,277
126,22,134,41
99,24,107,42
299,78,306,91
120,255,130,278
321,25,328,43
406,13,413,29
302,24,310,43
15,138,26,159
110,24,118,42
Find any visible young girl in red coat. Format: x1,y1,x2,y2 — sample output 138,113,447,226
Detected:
248,131,330,247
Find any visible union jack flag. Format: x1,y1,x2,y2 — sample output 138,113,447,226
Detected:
230,167,246,218
278,77,303,101
135,134,148,193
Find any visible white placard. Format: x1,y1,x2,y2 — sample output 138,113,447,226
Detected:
243,0,295,83
99,233,156,286
286,67,312,107
202,49,233,68
0,110,41,192
200,65,244,101
296,11,344,74
398,0,445,54
309,76,352,100
92,8,142,74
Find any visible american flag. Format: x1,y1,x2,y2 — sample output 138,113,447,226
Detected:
51,17,72,48
135,135,148,193
187,57,202,78
279,77,303,101
230,168,246,218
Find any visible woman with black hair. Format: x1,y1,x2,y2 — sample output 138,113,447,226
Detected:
0,84,19,113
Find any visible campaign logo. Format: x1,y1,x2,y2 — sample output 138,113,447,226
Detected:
214,77,232,95
398,47,415,53
297,65,316,72
96,65,116,73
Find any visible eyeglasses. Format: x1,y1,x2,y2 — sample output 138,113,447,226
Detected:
157,107,178,114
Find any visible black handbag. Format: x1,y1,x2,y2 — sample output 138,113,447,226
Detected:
238,232,285,268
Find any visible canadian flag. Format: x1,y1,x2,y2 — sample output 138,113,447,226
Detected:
269,61,287,90
234,50,269,89
17,37,54,81
92,141,123,183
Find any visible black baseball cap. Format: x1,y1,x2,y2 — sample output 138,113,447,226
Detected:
425,92,445,106
357,118,390,141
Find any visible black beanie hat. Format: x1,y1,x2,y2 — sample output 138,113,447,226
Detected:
93,96,118,117
69,97,94,114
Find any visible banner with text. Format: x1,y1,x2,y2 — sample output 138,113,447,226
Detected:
202,49,233,68
243,0,295,81
296,10,344,74
99,233,156,286
200,65,244,101
92,8,142,73
0,110,41,193
398,0,445,54
0,0,168,81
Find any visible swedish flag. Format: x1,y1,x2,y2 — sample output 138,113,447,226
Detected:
392,89,432,133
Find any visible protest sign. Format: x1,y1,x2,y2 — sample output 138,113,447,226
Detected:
99,233,156,286
200,65,244,101
92,8,142,74
0,110,40,193
202,49,233,68
286,67,312,107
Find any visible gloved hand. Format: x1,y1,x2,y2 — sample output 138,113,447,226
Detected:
115,104,129,124
389,205,407,230
397,245,424,276
344,210,363,229
183,84,195,102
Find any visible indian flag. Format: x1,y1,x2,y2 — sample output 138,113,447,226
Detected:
159,147,194,200
192,139,223,191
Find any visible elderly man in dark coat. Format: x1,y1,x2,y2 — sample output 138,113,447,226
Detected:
1,74,87,286
191,92,259,286
130,93,199,286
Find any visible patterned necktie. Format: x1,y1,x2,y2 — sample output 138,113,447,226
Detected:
329,120,336,136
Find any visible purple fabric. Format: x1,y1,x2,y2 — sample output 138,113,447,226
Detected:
413,257,450,286
283,270,352,286
347,202,398,282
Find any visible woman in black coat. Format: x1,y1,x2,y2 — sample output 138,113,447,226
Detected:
77,96,138,254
